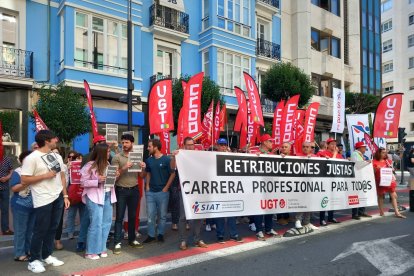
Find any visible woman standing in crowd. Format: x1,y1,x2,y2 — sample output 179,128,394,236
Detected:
66,152,84,239
10,150,34,262
373,148,406,218
80,143,117,260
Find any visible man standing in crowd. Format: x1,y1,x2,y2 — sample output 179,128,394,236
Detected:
251,134,280,240
350,142,372,220
141,139,175,243
21,130,70,273
0,151,13,235
173,137,208,250
215,138,244,243
112,134,143,254
276,142,292,226
317,138,342,226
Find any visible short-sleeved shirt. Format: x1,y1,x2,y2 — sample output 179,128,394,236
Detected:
20,150,64,208
111,151,138,188
317,150,344,159
145,155,173,192
0,157,13,186
350,150,365,162
10,168,34,211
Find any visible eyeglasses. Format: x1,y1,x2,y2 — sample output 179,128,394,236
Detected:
311,146,316,149
68,155,75,158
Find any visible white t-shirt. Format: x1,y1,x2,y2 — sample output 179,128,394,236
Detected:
21,150,65,208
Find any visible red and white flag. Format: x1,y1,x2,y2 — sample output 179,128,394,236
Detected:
280,95,300,143
176,81,187,147
149,79,174,134
303,102,320,143
83,80,99,139
201,100,214,149
213,101,221,143
272,100,285,146
234,87,248,132
364,132,379,154
181,72,204,140
293,109,306,154
243,72,264,126
372,93,403,138
33,109,49,132
159,131,171,154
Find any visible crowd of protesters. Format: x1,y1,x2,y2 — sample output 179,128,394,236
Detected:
0,129,409,273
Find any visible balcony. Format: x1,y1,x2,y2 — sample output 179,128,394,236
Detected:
256,0,279,19
0,46,33,79
256,38,281,61
150,74,178,86
261,96,277,114
258,0,279,9
149,4,190,42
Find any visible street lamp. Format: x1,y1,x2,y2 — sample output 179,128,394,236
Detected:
127,0,134,131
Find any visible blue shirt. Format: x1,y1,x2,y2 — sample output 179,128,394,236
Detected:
10,169,34,211
145,155,173,192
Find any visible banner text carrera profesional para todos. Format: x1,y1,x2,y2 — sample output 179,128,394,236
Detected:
175,151,377,219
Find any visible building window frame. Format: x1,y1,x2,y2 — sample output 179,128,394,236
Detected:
382,61,393,73
409,34,414,47
410,100,414,111
381,19,392,32
311,28,341,58
153,39,181,79
382,39,393,53
311,0,340,16
383,81,394,93
381,0,392,12
217,0,251,37
217,49,250,95
410,13,414,25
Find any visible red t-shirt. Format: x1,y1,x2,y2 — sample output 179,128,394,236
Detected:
317,150,344,159
296,152,317,157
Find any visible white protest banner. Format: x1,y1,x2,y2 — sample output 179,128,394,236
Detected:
379,168,393,187
106,124,118,143
330,88,345,133
104,165,118,188
176,151,377,219
128,145,144,172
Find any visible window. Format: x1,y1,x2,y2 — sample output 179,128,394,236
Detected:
311,29,320,50
311,28,341,58
411,123,414,132
203,50,209,76
312,73,341,98
202,0,209,30
410,101,414,111
75,12,127,73
381,19,392,32
410,78,414,90
217,49,250,94
409,34,414,47
311,0,340,16
381,0,392,12
383,61,393,73
410,14,414,25
383,81,393,93
217,0,250,37
382,39,392,53
156,48,173,78
0,12,17,48
331,37,340,58
410,57,414,69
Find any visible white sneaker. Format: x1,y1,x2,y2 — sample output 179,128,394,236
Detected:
265,229,280,237
248,223,256,232
28,260,46,273
295,220,303,229
43,255,64,267
307,223,319,230
205,224,212,232
256,231,266,241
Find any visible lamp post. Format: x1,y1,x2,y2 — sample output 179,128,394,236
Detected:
127,0,134,131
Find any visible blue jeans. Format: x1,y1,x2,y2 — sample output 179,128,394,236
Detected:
30,195,63,262
12,207,35,257
0,188,10,232
67,203,86,235
114,186,140,244
78,204,89,244
146,191,169,237
85,193,113,254
216,217,238,238
254,215,273,233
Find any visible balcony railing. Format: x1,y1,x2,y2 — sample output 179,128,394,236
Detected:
0,46,33,78
150,74,178,86
256,38,281,61
257,0,280,9
149,4,189,34
261,97,277,113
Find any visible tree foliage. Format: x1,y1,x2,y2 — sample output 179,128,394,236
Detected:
261,62,314,107
345,91,380,114
0,110,19,141
171,75,224,135
32,85,91,146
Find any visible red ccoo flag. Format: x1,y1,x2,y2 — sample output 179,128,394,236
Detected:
372,93,403,138
280,95,300,143
303,102,320,143
83,80,99,139
181,72,204,140
272,100,285,146
33,109,49,132
149,79,174,134
201,100,214,149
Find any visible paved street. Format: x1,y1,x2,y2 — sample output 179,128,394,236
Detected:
0,187,411,276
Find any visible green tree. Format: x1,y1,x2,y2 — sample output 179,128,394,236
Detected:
0,110,19,141
171,75,224,135
345,91,380,114
32,84,91,147
261,62,314,107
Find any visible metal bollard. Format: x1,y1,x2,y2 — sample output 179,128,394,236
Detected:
410,182,414,212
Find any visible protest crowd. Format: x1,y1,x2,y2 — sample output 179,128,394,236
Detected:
0,73,410,274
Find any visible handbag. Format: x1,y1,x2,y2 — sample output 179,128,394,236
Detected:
68,183,84,205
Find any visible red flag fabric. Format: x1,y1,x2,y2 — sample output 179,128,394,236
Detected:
243,72,264,126
303,102,320,142
0,121,3,161
247,100,259,146
83,80,99,139
272,100,285,146
201,100,214,149
372,93,403,138
364,132,378,154
219,104,227,131
33,109,49,132
159,131,171,154
149,79,174,134
234,87,247,132
213,101,221,143
177,81,187,147
293,109,306,154
182,72,204,140
239,122,248,150
280,95,300,143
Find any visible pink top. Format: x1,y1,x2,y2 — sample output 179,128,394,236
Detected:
80,161,117,205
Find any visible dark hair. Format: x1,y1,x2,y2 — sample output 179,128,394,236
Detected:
89,143,109,175
149,139,162,150
183,137,194,145
121,134,134,143
373,147,386,161
19,150,32,164
35,130,57,148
